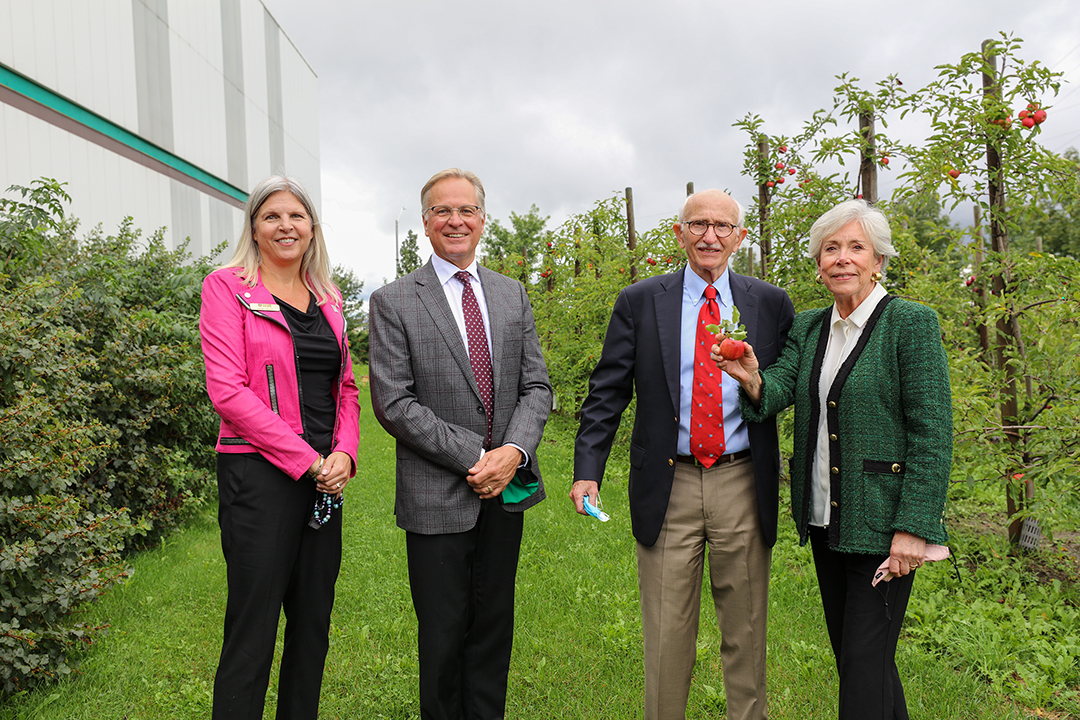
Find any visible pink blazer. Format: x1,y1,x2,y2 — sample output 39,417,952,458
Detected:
200,267,360,480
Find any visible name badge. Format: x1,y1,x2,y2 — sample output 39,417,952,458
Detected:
249,303,280,312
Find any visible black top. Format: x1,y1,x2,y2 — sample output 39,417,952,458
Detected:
276,292,340,456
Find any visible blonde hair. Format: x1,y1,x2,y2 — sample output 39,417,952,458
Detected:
222,175,340,305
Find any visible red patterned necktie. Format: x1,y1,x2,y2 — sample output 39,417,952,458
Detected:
455,271,493,447
690,285,725,468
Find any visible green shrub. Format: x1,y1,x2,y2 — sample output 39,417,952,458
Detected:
0,180,219,693
0,495,135,693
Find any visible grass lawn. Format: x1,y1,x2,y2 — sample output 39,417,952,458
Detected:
0,391,1032,719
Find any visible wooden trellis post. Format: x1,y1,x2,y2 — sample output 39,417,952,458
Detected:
626,187,638,283
859,112,878,203
757,138,771,280
982,39,1027,544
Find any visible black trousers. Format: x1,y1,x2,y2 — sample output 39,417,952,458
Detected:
809,526,916,720
212,453,342,720
405,499,525,720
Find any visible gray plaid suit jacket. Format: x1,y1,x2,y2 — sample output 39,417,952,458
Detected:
369,260,552,534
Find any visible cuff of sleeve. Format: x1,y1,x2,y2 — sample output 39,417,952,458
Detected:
507,442,528,468
738,382,769,423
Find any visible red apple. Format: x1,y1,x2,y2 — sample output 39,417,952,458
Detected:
775,162,785,170
948,168,960,179
719,338,746,360
1022,117,1036,129
766,180,775,187
779,145,788,153
787,168,796,175
1033,109,1047,124
880,156,890,166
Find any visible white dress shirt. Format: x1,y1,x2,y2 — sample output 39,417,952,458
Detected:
810,282,888,526
431,254,492,358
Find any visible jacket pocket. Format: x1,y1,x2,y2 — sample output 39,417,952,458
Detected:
629,442,645,469
754,340,777,364
862,459,903,532
864,459,905,474
265,364,279,414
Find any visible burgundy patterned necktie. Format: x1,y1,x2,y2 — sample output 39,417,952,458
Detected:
455,271,493,447
690,285,725,468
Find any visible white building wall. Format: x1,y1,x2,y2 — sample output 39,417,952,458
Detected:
0,0,319,256
279,35,320,198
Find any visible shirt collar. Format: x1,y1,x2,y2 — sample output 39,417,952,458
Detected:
683,265,734,308
831,281,888,328
432,254,480,286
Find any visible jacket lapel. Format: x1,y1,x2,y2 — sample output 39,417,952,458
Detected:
654,272,684,416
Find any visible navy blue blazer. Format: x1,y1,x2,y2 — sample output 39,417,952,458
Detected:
574,268,795,547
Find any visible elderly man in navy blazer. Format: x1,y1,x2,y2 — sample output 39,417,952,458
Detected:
571,189,795,720
369,168,552,720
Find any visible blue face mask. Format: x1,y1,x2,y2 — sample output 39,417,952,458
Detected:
582,494,610,522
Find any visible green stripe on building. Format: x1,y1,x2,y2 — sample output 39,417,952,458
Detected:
0,64,248,204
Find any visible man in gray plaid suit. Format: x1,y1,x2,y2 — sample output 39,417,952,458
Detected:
369,168,552,720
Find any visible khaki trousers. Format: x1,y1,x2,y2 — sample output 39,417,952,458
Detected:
637,456,770,720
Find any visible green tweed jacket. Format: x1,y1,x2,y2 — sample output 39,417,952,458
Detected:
741,295,951,555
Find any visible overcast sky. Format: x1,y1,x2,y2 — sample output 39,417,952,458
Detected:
261,0,1080,294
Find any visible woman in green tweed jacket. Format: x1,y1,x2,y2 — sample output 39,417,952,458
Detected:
714,199,951,720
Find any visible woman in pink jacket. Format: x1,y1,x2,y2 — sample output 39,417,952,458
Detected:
200,175,360,720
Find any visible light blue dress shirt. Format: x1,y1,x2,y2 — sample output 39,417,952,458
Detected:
677,266,750,457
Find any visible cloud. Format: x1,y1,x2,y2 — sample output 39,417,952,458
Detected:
262,0,1080,293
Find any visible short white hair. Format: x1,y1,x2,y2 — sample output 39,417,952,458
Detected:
808,199,898,272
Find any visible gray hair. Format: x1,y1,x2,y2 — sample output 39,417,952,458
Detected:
421,168,486,215
677,190,746,227
221,175,340,305
807,199,898,272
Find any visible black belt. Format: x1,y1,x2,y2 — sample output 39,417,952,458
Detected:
676,449,751,467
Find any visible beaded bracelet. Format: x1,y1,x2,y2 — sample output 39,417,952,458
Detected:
306,455,325,481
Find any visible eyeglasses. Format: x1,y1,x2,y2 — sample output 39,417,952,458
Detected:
684,221,737,238
426,205,483,220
